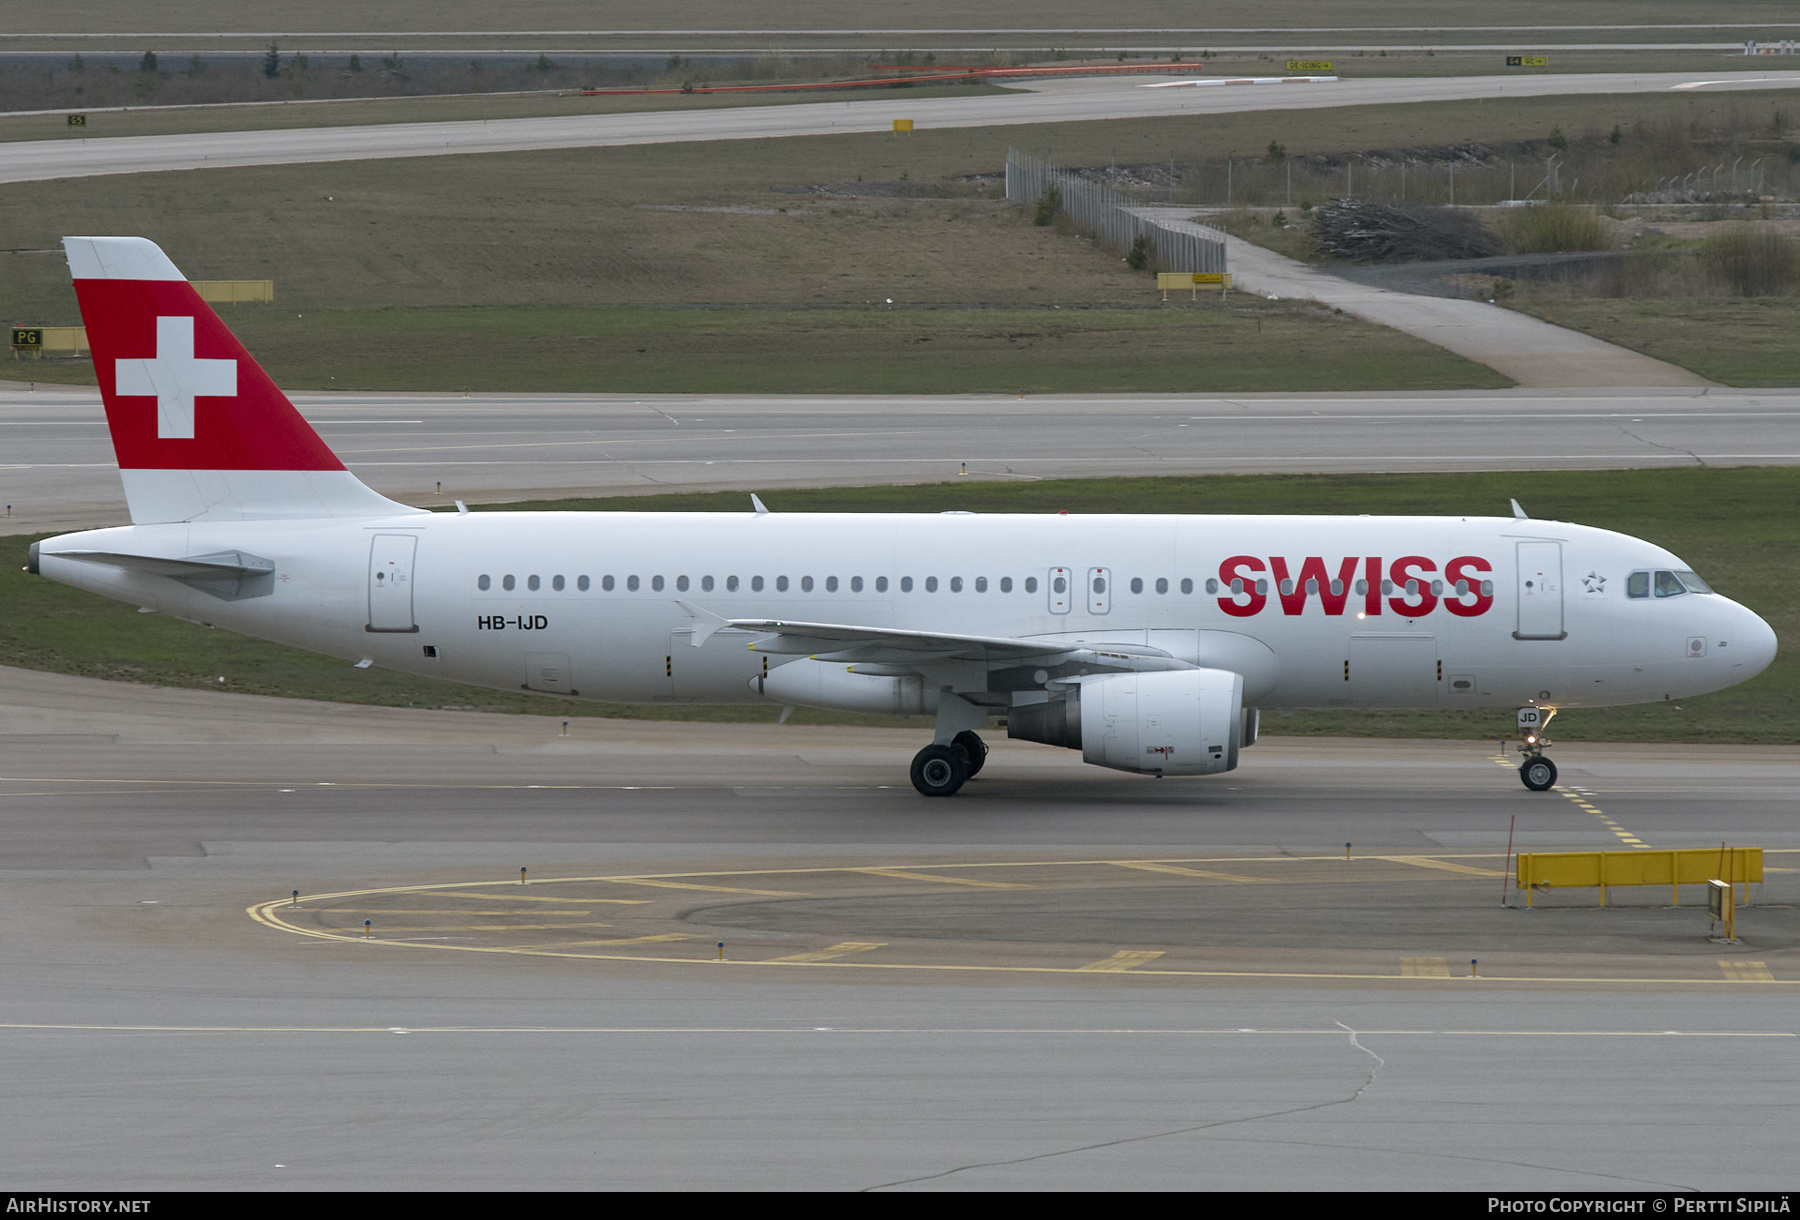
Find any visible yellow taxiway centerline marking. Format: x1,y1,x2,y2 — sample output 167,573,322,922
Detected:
852,868,1029,889
322,908,599,915
494,934,692,950
1558,787,1649,848
349,923,618,933
606,879,808,896
1109,862,1275,883
1076,950,1167,972
768,942,886,964
4,1023,1796,1037
430,891,649,905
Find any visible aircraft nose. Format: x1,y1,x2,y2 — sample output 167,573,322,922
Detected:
1732,604,1778,681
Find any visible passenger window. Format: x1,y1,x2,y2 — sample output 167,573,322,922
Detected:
652,576,665,592
578,576,591,591
1130,578,1144,594
601,575,615,591
677,575,690,592
800,576,813,592
1481,580,1493,596
477,574,491,591
876,576,888,592
553,575,565,591
528,575,541,591
1155,578,1168,594
827,576,839,592
1092,576,1106,594
1202,579,1215,594
901,577,914,592
850,576,863,592
975,577,987,593
503,575,516,591
701,575,714,592
1256,579,1269,595
950,577,962,592
1654,570,1686,598
1052,576,1066,594
726,575,740,592
1000,577,1013,593
1025,577,1038,593
751,576,764,592
776,576,789,592
926,577,939,592
627,575,639,591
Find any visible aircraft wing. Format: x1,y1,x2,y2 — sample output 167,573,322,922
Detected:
724,618,1079,663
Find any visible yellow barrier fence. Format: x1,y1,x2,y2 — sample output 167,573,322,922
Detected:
1516,847,1762,907
191,280,274,304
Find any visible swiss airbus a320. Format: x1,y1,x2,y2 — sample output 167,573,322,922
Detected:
28,238,1779,795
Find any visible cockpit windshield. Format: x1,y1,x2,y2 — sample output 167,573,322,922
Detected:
1628,569,1715,599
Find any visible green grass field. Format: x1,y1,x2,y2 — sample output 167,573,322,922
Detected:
1506,299,1800,387
8,467,1794,742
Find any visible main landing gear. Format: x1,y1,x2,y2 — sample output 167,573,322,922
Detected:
1516,705,1558,792
909,730,989,797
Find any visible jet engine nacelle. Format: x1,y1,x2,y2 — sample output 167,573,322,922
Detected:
1079,667,1244,776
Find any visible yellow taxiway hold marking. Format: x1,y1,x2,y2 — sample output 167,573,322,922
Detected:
1076,950,1167,973
1109,861,1275,884
607,879,808,896
1401,957,1452,978
1720,961,1776,983
768,942,886,964
853,868,1029,889
1382,856,1506,878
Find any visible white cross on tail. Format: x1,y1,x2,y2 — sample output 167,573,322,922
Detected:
113,315,236,439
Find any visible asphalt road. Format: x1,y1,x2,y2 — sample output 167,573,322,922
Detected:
5,382,1797,534
1,666,1794,1190
6,70,1800,184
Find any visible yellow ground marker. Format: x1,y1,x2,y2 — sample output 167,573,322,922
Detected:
1110,861,1275,884
768,942,886,964
352,922,616,933
1558,789,1648,848
327,908,598,915
1720,961,1776,983
1401,957,1452,978
853,868,1029,889
1076,950,1167,972
1383,856,1507,878
505,934,692,950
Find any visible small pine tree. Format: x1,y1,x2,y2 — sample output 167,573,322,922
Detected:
348,54,363,72
263,43,281,78
1266,140,1287,161
1547,126,1569,152
1033,186,1061,226
139,51,158,73
1609,124,1622,145
1126,235,1150,270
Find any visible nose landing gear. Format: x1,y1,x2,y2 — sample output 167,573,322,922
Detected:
1516,705,1558,791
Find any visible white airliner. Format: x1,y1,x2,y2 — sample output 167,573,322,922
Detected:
28,238,1779,796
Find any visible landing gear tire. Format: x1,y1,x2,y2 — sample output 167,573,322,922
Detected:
951,730,989,778
1520,757,1558,792
911,743,969,797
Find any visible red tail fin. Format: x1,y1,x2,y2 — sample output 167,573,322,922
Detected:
64,237,416,524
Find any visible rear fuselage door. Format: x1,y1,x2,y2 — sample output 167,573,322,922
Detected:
367,534,418,632
1515,541,1565,640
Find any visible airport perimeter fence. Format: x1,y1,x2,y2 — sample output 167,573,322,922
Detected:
1005,148,1227,274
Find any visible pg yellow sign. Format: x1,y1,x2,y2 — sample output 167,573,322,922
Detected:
1506,56,1549,67
1285,60,1334,72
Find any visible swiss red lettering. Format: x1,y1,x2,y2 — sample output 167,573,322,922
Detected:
1216,555,1267,618
1443,555,1494,618
1269,555,1359,616
1363,556,1383,616
1388,555,1438,617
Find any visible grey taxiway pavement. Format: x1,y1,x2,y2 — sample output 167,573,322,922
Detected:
6,70,1800,184
6,383,1799,534
2,667,1796,1190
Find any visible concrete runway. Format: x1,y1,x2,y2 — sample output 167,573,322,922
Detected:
6,70,1800,185
2,666,1796,1189
7,383,1800,534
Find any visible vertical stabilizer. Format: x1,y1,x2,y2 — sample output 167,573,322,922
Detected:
65,236,421,524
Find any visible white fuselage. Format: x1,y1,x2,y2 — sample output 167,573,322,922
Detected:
37,510,1778,715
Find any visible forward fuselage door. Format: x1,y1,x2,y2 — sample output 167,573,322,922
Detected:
1515,541,1566,640
367,534,418,632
